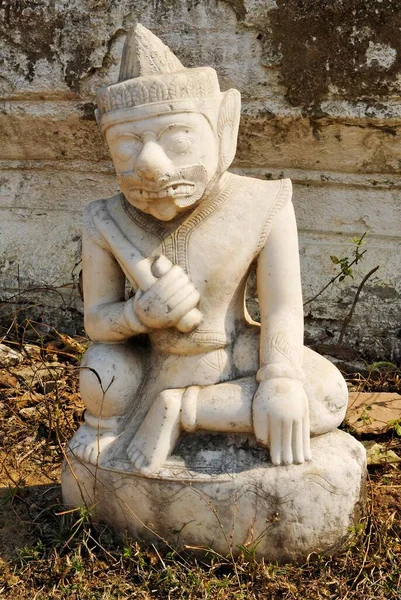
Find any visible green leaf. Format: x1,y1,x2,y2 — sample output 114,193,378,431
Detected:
388,419,401,436
330,255,340,264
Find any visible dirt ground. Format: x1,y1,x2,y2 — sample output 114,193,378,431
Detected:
0,324,400,599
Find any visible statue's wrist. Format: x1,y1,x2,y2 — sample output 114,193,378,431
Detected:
123,297,150,333
256,363,304,383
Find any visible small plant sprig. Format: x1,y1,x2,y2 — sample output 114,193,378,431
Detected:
304,232,368,306
330,232,367,282
388,419,401,437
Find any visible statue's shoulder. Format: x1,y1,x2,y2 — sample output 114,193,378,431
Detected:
83,193,123,249
84,193,122,217
233,174,292,216
232,176,293,254
237,174,292,201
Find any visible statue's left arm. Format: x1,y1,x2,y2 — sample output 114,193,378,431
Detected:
253,198,312,466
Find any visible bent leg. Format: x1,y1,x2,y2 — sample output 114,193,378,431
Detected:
128,388,184,474
80,342,144,420
126,332,348,472
71,342,144,464
128,378,255,474
189,379,255,433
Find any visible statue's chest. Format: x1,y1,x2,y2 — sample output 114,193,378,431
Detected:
118,199,261,290
111,175,283,296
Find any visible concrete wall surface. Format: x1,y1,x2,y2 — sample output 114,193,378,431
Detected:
1,1,400,362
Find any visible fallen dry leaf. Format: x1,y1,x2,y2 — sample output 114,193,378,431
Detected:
0,371,19,388
55,332,85,355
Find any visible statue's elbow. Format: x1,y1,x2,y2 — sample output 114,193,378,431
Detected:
84,307,129,343
84,309,106,342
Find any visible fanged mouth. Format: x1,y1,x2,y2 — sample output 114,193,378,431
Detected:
128,182,195,200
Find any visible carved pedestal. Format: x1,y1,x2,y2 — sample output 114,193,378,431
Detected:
62,429,366,563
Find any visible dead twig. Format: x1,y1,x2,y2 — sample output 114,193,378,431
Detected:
338,266,380,343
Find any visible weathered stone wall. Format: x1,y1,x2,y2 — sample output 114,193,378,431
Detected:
1,0,400,361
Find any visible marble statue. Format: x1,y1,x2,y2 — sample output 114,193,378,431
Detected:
62,24,366,562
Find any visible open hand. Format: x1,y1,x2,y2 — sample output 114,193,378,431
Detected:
134,263,200,330
252,378,312,466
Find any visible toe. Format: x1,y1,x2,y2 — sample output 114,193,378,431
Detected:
86,446,94,464
129,447,140,462
136,452,148,469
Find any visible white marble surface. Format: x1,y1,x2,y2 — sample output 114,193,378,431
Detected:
63,24,366,560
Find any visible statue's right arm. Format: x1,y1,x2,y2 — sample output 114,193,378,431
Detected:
82,228,149,342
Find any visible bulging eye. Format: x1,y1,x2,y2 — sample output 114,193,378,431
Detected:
167,135,194,155
113,139,142,164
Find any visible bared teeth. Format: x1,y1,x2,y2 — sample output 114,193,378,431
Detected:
129,184,195,200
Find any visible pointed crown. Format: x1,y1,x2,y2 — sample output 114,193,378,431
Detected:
96,24,221,121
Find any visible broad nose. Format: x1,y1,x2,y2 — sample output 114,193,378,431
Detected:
135,141,172,182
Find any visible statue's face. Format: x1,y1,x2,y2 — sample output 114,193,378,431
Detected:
106,112,219,221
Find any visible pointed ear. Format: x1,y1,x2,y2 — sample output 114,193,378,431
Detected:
217,89,241,173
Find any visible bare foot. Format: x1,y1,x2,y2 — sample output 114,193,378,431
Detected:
68,423,117,465
127,388,184,474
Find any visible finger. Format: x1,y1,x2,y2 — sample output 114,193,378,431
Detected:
154,265,188,292
152,255,172,277
159,275,193,304
129,447,141,461
147,265,188,296
281,420,293,465
134,452,147,470
253,405,269,448
303,416,312,462
167,290,201,323
292,420,304,464
269,418,282,466
165,285,199,312
141,271,188,305
177,308,203,333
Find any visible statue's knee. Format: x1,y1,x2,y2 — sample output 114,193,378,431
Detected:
303,348,348,436
80,343,144,418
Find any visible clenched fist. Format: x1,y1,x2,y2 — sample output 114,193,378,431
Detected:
134,261,201,330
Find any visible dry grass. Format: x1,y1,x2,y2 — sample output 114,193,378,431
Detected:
0,320,400,599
